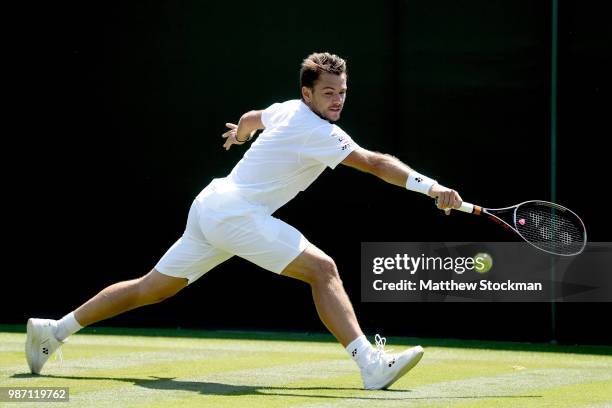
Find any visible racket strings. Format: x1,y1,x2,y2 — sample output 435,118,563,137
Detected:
515,204,585,256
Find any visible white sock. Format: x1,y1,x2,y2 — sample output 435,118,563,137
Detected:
54,312,83,341
346,335,374,369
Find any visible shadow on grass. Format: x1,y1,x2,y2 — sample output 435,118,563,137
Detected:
11,374,542,401
2,324,611,356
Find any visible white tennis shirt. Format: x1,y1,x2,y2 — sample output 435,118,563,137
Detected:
207,99,358,215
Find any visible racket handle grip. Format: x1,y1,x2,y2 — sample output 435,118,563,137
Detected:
457,201,483,215
457,201,474,213
434,198,481,214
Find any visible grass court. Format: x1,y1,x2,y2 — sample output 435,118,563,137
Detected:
1,325,611,407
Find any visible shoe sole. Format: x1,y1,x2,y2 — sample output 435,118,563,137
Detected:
374,346,425,390
26,318,39,374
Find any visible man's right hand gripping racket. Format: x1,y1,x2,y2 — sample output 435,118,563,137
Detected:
447,200,587,256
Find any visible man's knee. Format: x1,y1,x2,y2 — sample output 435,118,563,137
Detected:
282,245,343,286
137,269,187,305
312,256,341,286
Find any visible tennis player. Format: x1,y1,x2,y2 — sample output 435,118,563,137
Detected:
26,52,462,390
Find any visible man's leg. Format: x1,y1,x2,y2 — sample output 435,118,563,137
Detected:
281,244,362,347
281,243,424,390
74,269,188,326
26,198,231,375
26,269,187,374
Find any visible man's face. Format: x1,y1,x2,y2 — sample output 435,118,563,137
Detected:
302,72,347,122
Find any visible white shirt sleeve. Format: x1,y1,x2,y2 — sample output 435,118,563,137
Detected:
261,102,283,128
303,125,359,169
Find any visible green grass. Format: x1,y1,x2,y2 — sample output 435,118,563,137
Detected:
1,325,611,407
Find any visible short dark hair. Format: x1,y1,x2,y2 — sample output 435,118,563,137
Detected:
300,52,347,90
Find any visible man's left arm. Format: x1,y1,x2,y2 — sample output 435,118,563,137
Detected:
222,110,265,150
341,147,462,214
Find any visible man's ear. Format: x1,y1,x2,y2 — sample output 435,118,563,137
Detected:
301,86,312,102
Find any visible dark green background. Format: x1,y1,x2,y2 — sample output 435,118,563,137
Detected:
11,1,610,344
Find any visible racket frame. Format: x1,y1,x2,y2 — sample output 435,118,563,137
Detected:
455,199,587,256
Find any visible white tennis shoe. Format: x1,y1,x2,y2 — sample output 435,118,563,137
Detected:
26,318,64,375
361,334,424,390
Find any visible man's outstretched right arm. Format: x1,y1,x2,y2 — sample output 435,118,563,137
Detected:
341,147,462,213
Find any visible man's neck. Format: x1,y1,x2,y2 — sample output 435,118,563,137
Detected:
301,99,333,124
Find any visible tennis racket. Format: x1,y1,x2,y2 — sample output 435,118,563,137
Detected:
449,200,587,256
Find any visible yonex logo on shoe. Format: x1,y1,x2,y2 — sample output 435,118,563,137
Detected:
42,347,49,355
388,358,395,367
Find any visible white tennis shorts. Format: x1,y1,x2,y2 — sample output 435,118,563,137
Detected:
155,180,310,284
